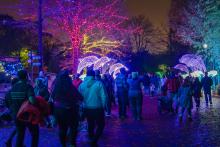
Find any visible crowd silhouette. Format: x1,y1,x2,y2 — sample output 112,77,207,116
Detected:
0,67,214,147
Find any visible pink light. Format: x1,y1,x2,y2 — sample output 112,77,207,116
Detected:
50,0,132,73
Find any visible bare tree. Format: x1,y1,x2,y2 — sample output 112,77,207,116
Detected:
127,15,168,54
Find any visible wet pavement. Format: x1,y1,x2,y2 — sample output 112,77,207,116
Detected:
1,96,220,147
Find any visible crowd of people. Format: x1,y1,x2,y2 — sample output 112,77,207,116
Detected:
0,67,214,147
159,71,213,121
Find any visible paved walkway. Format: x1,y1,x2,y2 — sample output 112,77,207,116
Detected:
1,96,220,147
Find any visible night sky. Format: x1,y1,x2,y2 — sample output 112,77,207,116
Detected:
0,0,171,27
126,0,171,27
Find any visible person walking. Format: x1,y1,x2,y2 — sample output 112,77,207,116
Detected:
78,69,107,146
193,77,202,109
178,77,193,121
102,74,113,116
164,72,181,113
9,70,38,147
4,77,19,147
72,74,82,89
34,78,50,101
142,73,151,96
127,72,143,120
115,68,129,119
51,70,83,147
201,72,213,106
35,71,48,88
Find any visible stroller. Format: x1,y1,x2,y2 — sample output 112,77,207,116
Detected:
157,86,173,114
158,96,174,114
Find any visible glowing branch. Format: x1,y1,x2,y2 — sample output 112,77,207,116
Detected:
82,37,124,56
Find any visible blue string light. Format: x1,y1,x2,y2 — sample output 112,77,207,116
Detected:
0,61,23,76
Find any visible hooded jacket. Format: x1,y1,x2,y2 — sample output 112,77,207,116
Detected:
17,96,50,125
78,76,107,109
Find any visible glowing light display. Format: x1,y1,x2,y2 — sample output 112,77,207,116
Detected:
0,63,4,72
82,37,123,56
208,70,218,77
79,74,86,81
0,61,23,76
93,57,111,70
77,56,128,78
47,0,130,72
77,56,99,74
190,70,204,77
174,64,189,73
113,68,121,79
101,59,117,74
179,54,206,72
109,63,128,76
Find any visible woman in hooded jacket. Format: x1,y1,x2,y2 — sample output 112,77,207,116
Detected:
51,70,83,147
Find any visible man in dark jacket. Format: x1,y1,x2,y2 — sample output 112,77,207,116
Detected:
201,72,213,106
9,70,37,147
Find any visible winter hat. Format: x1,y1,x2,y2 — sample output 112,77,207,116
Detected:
17,70,28,80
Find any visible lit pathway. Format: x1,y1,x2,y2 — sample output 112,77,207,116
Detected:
1,96,220,146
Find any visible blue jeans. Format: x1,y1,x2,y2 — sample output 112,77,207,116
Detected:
16,120,39,147
105,96,112,115
179,107,192,118
129,95,143,119
117,90,128,117
204,91,212,104
54,107,79,146
84,108,105,142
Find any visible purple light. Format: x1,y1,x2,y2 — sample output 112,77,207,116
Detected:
109,63,128,77
77,56,99,73
174,64,189,73
179,54,206,72
93,57,111,70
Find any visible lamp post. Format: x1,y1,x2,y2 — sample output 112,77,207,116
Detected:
38,0,43,71
203,43,208,70
203,43,208,49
